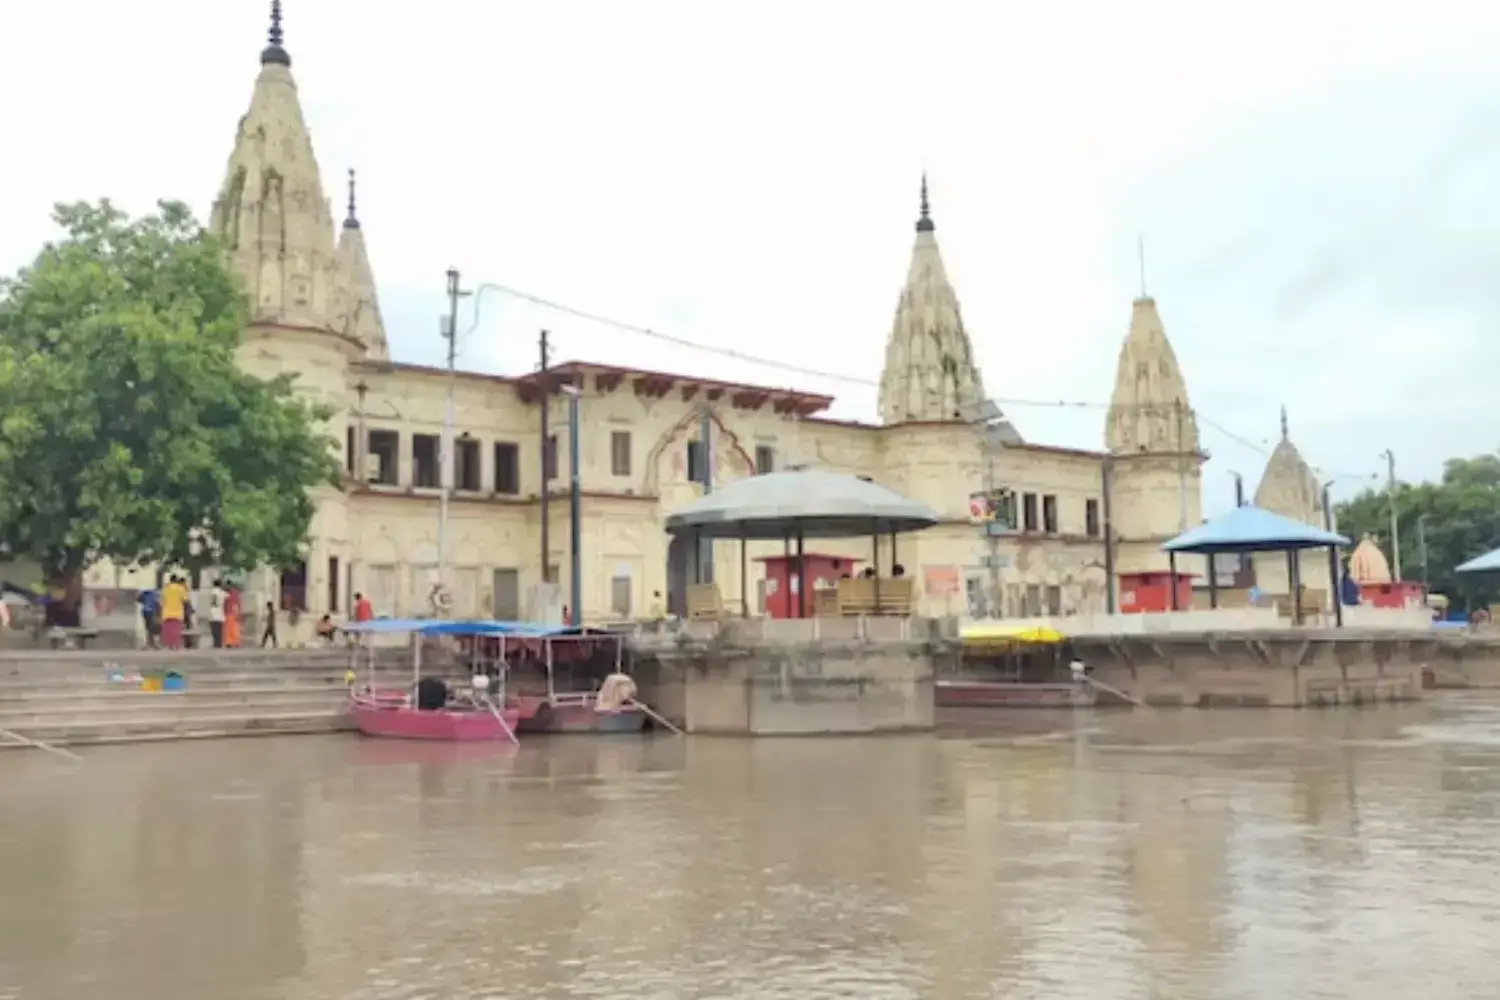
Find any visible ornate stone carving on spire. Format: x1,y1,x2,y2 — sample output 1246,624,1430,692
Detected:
876,177,988,425
210,0,340,332
1253,407,1322,524
334,169,389,359
261,0,290,67
1104,297,1200,454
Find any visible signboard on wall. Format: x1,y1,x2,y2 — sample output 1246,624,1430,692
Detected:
924,565,960,598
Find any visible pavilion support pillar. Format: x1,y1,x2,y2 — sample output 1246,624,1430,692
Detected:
796,528,807,619
1287,549,1303,625
1208,553,1219,609
1330,543,1343,627
740,525,749,618
1169,551,1180,611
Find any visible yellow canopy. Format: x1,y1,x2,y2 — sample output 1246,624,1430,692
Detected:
960,623,1064,645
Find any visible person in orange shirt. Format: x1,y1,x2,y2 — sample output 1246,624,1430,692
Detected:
223,585,242,648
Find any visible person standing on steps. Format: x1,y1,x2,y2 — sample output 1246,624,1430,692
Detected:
260,600,278,648
224,584,242,648
208,579,226,648
160,575,188,650
138,587,161,649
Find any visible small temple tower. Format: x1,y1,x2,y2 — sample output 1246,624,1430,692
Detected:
1104,295,1204,574
333,169,390,360
877,177,990,425
1251,407,1332,600
1348,534,1392,586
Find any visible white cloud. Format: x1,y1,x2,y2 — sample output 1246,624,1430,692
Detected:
7,0,1500,516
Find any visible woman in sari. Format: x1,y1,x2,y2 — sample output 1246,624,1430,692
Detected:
223,585,242,648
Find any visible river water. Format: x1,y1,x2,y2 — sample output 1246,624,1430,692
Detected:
5,694,1500,999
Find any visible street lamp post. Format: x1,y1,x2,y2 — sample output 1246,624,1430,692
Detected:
1379,449,1401,581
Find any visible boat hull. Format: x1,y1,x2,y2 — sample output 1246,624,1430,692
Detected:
935,680,1095,709
512,695,648,734
350,698,522,741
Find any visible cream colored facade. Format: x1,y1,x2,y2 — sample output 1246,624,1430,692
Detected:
87,11,1233,623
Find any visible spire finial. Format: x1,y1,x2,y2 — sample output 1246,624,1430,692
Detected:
916,173,934,233
1137,234,1148,299
261,0,291,67
1280,404,1289,441
344,168,360,229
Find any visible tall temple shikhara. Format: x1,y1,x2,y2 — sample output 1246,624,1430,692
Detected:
79,1,1322,622
876,175,987,425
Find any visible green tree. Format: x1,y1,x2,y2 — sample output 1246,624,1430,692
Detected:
0,199,339,596
1336,453,1500,611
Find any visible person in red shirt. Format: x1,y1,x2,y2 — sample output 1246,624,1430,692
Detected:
352,592,374,623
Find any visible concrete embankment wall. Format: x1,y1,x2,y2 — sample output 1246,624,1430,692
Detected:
0,648,411,748
1069,629,1449,708
1424,633,1500,688
631,617,950,735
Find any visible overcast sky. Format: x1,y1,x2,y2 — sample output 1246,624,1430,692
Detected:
6,0,1500,515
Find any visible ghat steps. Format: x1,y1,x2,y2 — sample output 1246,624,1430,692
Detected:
0,648,424,748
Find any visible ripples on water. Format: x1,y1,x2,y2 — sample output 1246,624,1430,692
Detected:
4,694,1500,998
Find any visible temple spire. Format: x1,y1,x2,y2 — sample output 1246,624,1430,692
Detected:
916,173,934,233
878,180,988,425
261,0,290,67
1280,404,1289,441
344,168,360,229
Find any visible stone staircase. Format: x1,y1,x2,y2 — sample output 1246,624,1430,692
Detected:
0,648,414,748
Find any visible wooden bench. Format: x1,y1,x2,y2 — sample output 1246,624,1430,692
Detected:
1274,587,1326,624
47,627,100,650
834,578,914,616
1191,588,1252,609
686,583,723,620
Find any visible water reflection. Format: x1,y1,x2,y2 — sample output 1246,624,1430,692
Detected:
3,694,1500,998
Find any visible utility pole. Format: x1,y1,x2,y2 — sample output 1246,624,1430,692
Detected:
968,399,1009,617
539,330,552,586
698,405,714,583
1323,481,1342,628
436,267,467,612
1380,449,1401,581
1229,470,1246,581
1417,513,1430,589
563,384,583,622
1102,455,1116,614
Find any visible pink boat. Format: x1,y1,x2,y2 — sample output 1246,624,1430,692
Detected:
349,692,522,742
511,692,647,734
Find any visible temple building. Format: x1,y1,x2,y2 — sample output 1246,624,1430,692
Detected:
84,3,1212,624
1250,407,1333,600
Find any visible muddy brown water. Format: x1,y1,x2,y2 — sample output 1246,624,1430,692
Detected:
5,694,1500,999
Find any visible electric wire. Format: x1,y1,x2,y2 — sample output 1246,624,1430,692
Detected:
472,282,1378,485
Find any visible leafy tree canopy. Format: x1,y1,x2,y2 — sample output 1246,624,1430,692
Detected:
1336,453,1500,610
0,199,339,583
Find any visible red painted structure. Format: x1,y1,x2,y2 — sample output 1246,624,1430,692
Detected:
1358,580,1426,610
756,553,863,619
1117,571,1196,614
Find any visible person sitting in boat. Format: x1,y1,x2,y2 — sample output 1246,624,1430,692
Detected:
595,672,637,712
